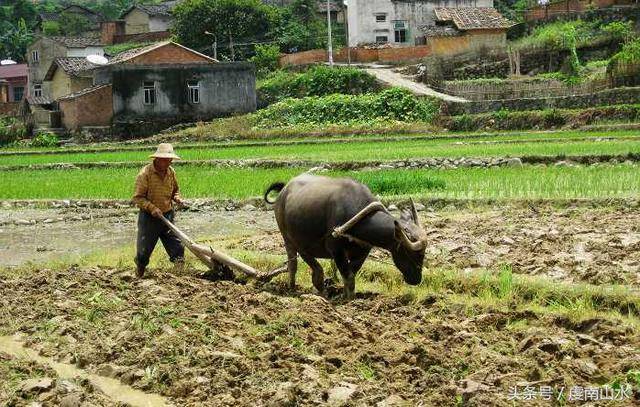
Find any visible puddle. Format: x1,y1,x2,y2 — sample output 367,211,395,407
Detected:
0,334,172,407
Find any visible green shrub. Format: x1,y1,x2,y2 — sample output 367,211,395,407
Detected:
0,117,26,146
249,44,281,77
42,21,61,36
608,38,640,70
542,109,566,127
602,21,634,42
252,87,439,128
30,131,59,147
258,65,379,105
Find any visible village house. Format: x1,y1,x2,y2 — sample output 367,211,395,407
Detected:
36,4,104,35
54,41,256,137
346,0,496,47
120,0,181,35
422,7,513,56
43,58,96,101
0,63,28,103
26,36,104,103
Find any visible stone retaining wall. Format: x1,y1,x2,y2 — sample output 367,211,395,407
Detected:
446,87,640,115
2,154,639,172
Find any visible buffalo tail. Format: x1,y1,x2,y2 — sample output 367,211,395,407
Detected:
264,182,286,204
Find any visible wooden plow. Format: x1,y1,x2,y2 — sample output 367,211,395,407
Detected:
160,216,288,282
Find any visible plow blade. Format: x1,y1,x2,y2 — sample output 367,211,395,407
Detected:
160,215,286,281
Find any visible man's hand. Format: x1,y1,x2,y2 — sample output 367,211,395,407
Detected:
175,199,190,209
151,208,163,218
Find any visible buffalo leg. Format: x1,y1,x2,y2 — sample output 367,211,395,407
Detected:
300,254,326,296
285,243,298,289
334,250,355,300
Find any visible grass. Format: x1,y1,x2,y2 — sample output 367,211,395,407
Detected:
0,165,639,200
1,130,639,166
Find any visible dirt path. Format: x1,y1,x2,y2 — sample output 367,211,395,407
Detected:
365,67,468,102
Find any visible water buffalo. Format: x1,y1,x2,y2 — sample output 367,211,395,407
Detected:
264,174,427,299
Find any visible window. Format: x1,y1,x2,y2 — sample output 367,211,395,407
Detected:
143,81,156,105
375,36,388,43
393,20,408,43
187,80,200,104
33,84,42,98
31,50,39,63
13,86,24,102
375,14,387,22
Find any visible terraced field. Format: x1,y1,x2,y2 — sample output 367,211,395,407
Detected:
1,128,639,406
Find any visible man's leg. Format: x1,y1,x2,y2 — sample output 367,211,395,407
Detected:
159,210,185,264
135,211,161,277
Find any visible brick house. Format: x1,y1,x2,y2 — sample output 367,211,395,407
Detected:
0,64,27,103
56,41,256,136
422,8,514,57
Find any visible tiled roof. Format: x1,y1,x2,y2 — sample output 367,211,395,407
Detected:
0,64,28,80
420,25,462,37
108,41,216,65
58,84,110,100
123,1,182,17
48,36,103,48
27,95,53,106
44,57,98,80
39,5,103,22
434,7,513,30
39,12,59,22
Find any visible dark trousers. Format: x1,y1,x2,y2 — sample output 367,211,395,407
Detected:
135,210,184,268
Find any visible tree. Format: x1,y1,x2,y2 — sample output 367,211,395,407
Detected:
0,19,34,62
9,0,37,26
59,11,93,36
173,0,278,60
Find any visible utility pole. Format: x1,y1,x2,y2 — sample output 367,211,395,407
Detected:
327,0,334,66
204,31,217,60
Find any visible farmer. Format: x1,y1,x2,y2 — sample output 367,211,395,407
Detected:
132,143,187,277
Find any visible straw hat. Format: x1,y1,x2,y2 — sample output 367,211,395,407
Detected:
149,143,180,159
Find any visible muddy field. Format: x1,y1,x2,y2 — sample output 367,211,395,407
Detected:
1,266,639,406
1,205,639,287
1,205,639,406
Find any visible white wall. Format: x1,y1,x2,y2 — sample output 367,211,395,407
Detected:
347,0,494,47
67,47,105,57
149,16,173,32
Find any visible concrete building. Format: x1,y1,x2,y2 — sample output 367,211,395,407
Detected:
111,63,256,124
346,0,494,47
54,41,256,136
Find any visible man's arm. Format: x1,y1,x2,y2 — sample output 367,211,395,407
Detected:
132,171,160,214
172,170,184,204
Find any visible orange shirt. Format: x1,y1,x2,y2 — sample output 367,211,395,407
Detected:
132,163,181,213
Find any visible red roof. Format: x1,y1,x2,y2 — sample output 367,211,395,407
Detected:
0,64,28,80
